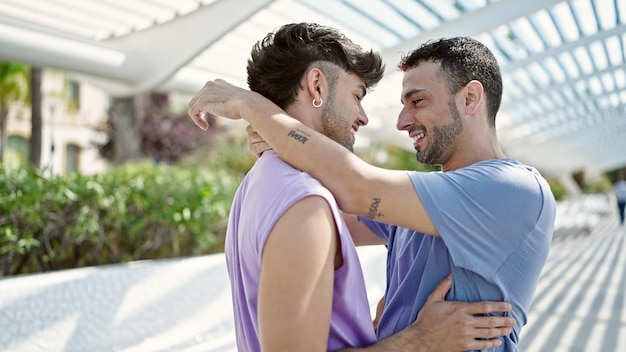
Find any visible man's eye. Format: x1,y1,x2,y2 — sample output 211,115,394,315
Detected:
412,99,422,105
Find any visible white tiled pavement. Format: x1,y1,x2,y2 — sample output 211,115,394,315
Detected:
0,195,623,352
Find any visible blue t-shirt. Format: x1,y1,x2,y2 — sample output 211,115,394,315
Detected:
362,158,556,351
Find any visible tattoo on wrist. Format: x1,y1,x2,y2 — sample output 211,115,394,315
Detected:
368,198,384,219
287,129,310,144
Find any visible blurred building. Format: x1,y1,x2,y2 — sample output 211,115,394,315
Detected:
4,70,109,175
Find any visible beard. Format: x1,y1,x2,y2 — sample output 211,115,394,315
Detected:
415,98,463,165
320,95,354,152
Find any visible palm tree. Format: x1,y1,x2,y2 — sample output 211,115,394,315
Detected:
0,62,30,164
29,67,42,168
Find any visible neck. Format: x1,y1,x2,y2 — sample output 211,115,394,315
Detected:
441,134,505,172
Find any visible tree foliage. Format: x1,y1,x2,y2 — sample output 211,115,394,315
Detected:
96,93,217,164
0,62,30,163
0,148,249,276
0,62,30,104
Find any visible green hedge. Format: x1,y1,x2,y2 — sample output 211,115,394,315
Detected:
0,160,244,277
1,134,574,277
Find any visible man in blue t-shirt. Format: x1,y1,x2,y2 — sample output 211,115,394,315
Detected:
188,37,556,351
358,159,555,350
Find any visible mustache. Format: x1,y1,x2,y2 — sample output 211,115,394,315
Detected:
408,125,426,134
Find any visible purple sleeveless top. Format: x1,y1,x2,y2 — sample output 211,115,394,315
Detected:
225,151,376,351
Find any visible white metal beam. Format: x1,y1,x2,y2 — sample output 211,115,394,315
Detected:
0,0,275,96
380,0,563,72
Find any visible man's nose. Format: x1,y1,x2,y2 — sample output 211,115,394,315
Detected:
357,104,369,127
396,107,412,131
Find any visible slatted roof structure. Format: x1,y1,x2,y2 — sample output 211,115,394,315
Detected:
0,0,624,183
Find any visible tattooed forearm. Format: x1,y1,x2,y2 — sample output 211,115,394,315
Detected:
287,129,310,144
367,197,384,219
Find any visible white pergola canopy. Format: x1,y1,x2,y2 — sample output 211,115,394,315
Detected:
0,0,624,179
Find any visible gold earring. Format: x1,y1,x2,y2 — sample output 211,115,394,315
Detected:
312,98,323,108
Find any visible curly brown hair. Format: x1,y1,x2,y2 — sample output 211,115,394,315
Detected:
247,22,385,109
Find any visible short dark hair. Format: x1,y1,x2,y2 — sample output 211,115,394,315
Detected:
398,37,502,127
247,22,385,109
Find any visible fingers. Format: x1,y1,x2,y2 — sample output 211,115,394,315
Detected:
192,111,210,130
465,300,512,316
187,79,250,128
188,80,230,130
427,274,452,302
245,124,255,136
459,323,514,350
246,124,271,157
470,314,516,330
462,301,516,330
249,141,271,158
467,338,504,350
187,88,209,130
472,326,514,339
186,105,207,130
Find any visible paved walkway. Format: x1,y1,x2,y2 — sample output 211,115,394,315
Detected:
520,219,626,351
0,195,623,351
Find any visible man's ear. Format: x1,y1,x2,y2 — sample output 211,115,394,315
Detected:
305,67,327,102
463,80,484,115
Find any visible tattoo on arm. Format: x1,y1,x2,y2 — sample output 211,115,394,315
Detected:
287,129,310,144
367,198,384,219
